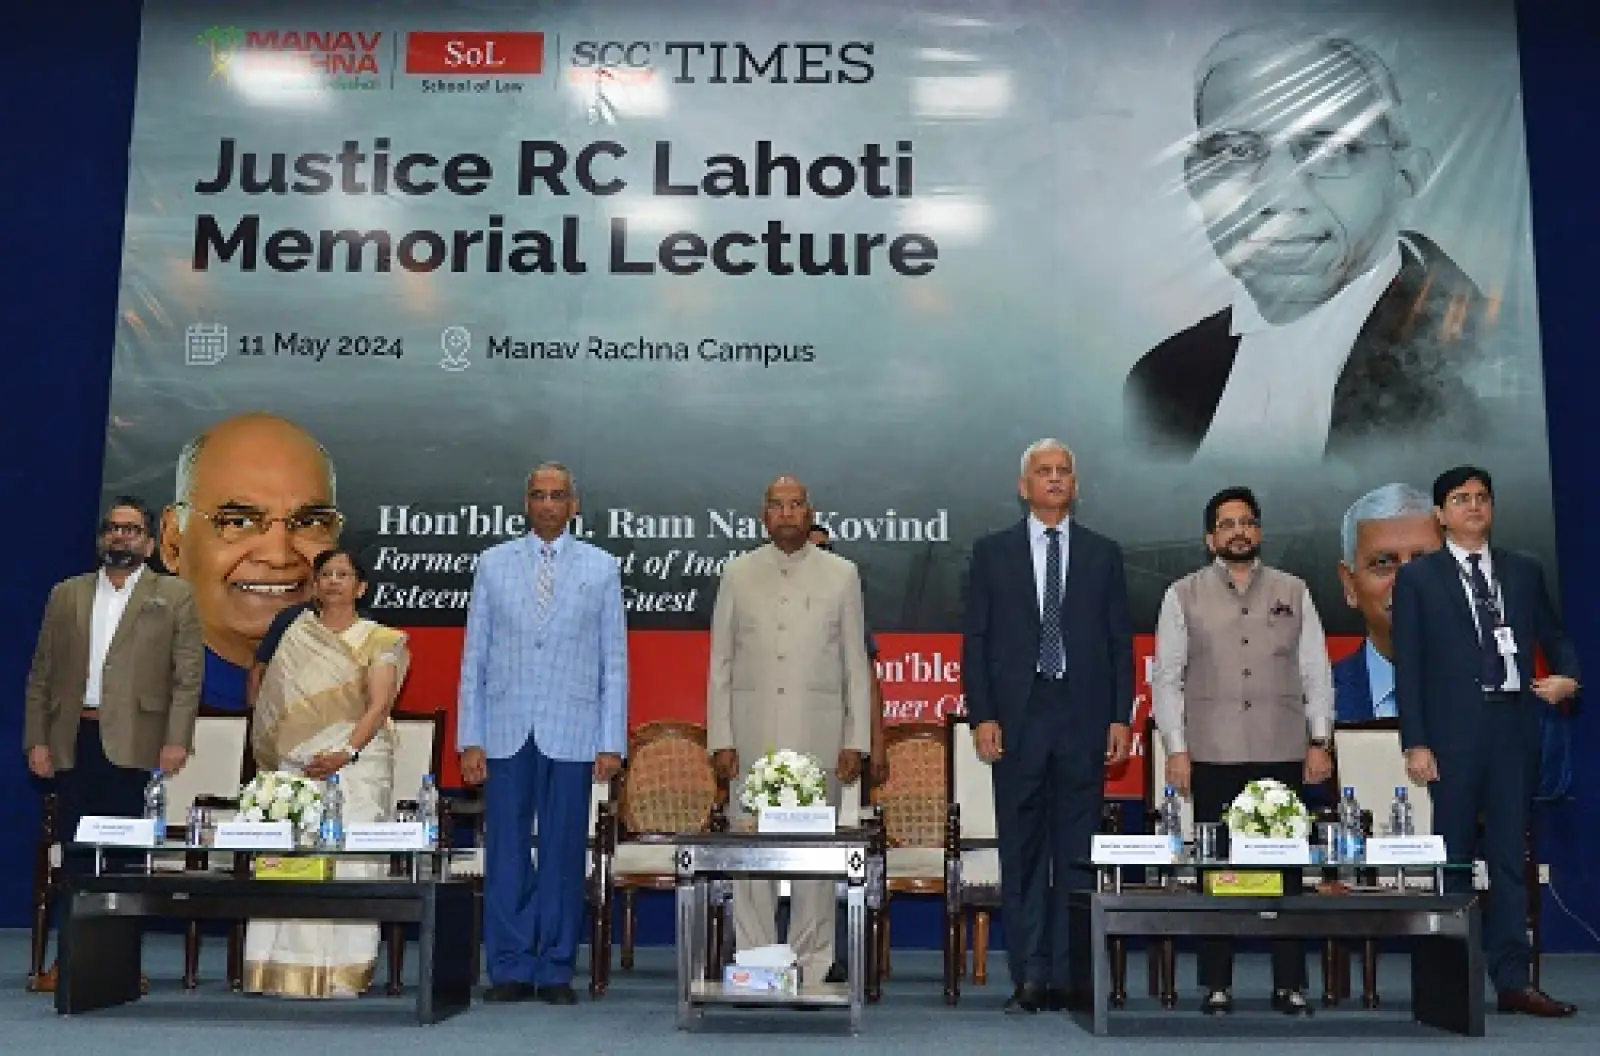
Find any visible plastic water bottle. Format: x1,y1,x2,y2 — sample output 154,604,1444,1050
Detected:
418,774,441,849
320,774,345,850
143,769,167,843
1158,785,1184,859
1389,786,1415,837
1338,786,1365,862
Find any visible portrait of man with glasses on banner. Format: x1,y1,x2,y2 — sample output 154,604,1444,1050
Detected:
157,412,343,712
1125,26,1491,462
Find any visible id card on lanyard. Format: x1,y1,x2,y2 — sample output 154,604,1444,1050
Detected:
1460,562,1517,657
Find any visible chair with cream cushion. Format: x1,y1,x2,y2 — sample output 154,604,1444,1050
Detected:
944,714,1000,1004
870,724,948,982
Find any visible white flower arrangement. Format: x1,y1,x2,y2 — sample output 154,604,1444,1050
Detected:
1225,778,1311,840
740,750,828,814
239,770,324,842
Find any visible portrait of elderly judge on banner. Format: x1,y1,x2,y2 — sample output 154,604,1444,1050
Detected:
1125,26,1490,462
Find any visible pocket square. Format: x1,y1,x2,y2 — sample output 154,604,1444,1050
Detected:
1270,601,1294,617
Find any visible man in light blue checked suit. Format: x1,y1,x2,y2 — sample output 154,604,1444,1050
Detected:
457,462,627,1005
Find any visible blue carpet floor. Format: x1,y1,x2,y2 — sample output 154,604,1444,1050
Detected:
3,929,1596,1054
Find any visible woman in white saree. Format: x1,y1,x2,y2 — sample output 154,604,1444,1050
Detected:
243,548,408,998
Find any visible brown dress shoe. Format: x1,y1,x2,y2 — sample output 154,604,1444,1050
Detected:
29,963,58,993
1497,987,1576,1017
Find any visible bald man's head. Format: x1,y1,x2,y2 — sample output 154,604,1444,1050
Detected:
763,475,813,553
160,413,341,667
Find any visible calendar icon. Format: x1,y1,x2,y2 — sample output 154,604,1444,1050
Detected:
185,323,228,366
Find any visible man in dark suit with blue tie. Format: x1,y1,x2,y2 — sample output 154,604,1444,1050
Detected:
962,438,1134,1014
1392,466,1581,1018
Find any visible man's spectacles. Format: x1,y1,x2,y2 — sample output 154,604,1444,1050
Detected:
1188,131,1394,182
527,489,572,502
100,521,147,538
1446,492,1492,509
1214,516,1261,533
765,499,809,513
178,502,343,544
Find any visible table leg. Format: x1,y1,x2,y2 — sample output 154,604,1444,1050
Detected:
676,878,697,1029
56,893,142,1015
848,882,864,1035
1412,918,1484,1037
417,884,474,1025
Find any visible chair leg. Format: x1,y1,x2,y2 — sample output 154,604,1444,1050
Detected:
184,922,201,990
881,913,892,979
1160,940,1177,1008
28,883,51,990
1361,940,1379,1008
620,888,637,970
590,883,612,998
1321,939,1338,1006
387,924,405,995
943,903,959,1005
956,912,967,980
973,910,990,986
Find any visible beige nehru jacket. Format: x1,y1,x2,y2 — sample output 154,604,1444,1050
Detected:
1151,562,1333,764
707,543,872,766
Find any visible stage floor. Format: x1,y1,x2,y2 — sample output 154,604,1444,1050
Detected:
2,929,1595,1053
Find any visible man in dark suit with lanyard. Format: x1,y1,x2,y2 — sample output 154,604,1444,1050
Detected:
1392,466,1581,1017
963,438,1134,1013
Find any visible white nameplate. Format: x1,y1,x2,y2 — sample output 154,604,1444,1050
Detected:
344,823,428,851
1364,836,1447,866
758,806,836,834
1092,835,1178,865
1231,837,1311,865
76,816,157,848
214,820,294,850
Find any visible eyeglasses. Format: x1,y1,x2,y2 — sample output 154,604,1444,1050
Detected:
100,521,147,538
1214,516,1261,533
1188,131,1394,182
765,499,810,513
178,502,343,544
527,489,572,502
1446,491,1491,508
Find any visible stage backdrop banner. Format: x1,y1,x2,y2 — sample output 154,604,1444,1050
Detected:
103,0,1554,792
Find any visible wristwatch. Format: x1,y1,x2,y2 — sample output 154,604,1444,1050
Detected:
339,743,361,764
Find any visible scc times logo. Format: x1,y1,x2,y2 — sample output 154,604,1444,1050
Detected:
569,40,874,85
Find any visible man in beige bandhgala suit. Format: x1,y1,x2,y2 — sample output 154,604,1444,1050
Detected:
707,476,872,985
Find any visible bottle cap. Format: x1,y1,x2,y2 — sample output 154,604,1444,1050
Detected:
1395,786,1407,796
1164,784,1175,796
1343,786,1355,795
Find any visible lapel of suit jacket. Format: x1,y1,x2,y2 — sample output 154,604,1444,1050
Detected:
1431,548,1479,638
71,573,95,648
104,569,159,662
1062,520,1088,620
1008,519,1040,635
1489,545,1519,621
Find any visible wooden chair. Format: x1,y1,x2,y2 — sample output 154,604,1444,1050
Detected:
590,722,722,996
943,713,999,1004
869,724,948,981
29,706,252,992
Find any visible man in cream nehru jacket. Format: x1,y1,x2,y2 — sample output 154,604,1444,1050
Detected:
707,475,872,987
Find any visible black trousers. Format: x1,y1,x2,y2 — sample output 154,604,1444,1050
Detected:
1430,696,1540,992
1190,759,1308,992
993,677,1104,988
55,717,150,881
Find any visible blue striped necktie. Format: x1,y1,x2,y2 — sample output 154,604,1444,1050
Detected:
1038,528,1064,676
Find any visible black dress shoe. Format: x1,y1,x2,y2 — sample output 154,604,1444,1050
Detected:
1047,987,1074,1011
1271,989,1313,1017
483,981,538,1003
1201,989,1233,1015
1497,987,1577,1017
824,962,847,984
1005,984,1047,1014
537,983,578,1005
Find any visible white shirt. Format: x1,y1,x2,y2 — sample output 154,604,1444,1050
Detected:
1194,242,1404,463
1028,513,1070,617
84,565,144,710
1445,538,1521,692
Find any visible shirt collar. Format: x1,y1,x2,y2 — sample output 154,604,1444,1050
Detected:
1230,242,1403,337
530,532,570,557
1028,514,1070,543
97,564,145,594
768,541,814,569
1445,538,1489,566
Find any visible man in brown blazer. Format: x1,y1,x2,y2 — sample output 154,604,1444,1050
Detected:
23,496,204,990
707,476,872,986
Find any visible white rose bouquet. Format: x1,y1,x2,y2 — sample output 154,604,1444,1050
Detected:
1225,778,1311,839
239,770,325,844
740,750,829,814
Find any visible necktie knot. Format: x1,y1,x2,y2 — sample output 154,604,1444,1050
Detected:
1467,552,1481,569
1045,527,1060,539
542,544,555,560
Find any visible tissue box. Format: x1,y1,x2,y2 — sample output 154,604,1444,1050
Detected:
723,964,799,994
253,855,335,881
1204,870,1283,896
